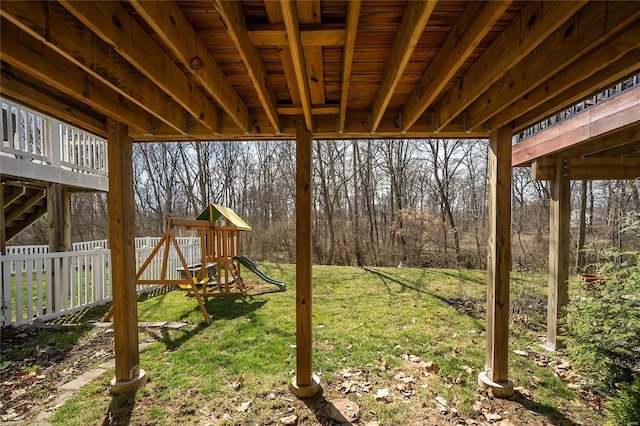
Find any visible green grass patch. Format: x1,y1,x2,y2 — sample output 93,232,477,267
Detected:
49,264,602,425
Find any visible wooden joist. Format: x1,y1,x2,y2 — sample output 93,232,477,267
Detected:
370,0,436,132
514,53,640,133
338,0,361,133
0,19,155,135
402,1,510,131
466,2,640,131
280,0,313,130
59,0,219,133
435,1,586,131
1,64,107,137
215,0,281,132
297,1,325,106
129,0,249,132
264,2,301,105
490,30,640,132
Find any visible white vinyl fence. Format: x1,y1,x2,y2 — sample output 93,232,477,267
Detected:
1,238,201,326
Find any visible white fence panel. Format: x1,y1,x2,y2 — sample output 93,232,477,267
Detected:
1,238,200,326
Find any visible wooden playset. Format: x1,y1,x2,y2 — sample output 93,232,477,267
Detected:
134,204,253,323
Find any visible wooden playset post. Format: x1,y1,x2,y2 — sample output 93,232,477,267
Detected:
107,118,146,393
479,124,513,397
290,120,321,397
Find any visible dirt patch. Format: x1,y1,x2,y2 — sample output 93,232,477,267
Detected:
1,319,114,422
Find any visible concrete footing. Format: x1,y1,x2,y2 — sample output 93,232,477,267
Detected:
289,374,322,398
478,371,514,398
110,369,147,394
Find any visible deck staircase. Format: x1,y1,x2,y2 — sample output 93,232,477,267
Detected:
1,98,108,243
3,183,47,240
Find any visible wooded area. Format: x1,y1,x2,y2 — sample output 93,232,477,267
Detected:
12,139,640,273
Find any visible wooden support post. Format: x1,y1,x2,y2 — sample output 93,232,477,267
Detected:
0,183,5,254
546,157,570,351
107,118,146,393
47,182,72,311
47,183,72,252
479,124,514,398
290,119,321,398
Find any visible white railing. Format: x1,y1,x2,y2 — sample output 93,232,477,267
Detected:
1,238,202,326
1,98,108,180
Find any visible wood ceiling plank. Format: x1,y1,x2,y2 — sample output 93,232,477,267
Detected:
466,3,640,131
0,21,152,134
280,0,313,129
402,0,510,131
215,0,281,132
59,0,220,133
297,1,325,105
514,55,640,133
370,0,437,132
0,1,195,135
128,0,249,132
338,0,361,133
435,1,586,131
265,1,300,105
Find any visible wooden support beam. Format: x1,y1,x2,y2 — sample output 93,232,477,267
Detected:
133,109,486,141
546,158,570,351
249,29,345,47
491,35,640,133
281,0,313,130
402,1,510,131
297,1,325,105
128,0,248,132
58,0,219,133
290,120,321,398
264,2,301,105
512,86,640,166
215,0,281,133
533,156,640,181
338,0,360,133
466,3,640,131
0,19,154,135
479,124,514,398
370,1,436,132
107,119,146,393
514,53,640,133
278,105,339,115
436,1,585,131
1,65,107,137
0,3,198,135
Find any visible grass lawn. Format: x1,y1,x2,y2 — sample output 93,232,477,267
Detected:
48,264,604,425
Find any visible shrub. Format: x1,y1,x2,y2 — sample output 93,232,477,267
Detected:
606,375,640,426
565,249,640,389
